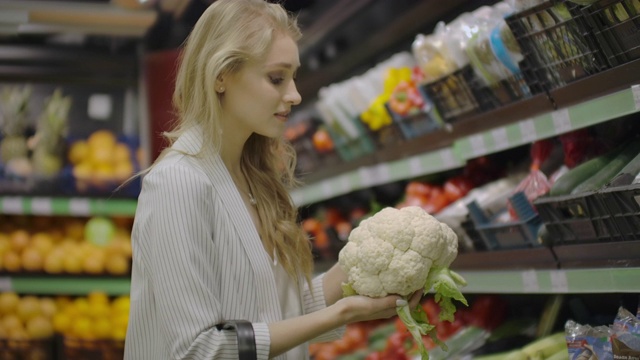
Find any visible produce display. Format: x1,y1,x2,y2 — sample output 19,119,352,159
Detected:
0,216,132,276
338,206,467,359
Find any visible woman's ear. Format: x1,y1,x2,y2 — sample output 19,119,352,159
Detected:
215,75,225,93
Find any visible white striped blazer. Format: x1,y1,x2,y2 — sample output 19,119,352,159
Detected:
124,127,343,359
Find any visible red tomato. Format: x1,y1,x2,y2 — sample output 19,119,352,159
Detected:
406,181,432,197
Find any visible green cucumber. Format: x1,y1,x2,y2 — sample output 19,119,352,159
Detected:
549,150,620,196
606,149,640,188
571,139,640,194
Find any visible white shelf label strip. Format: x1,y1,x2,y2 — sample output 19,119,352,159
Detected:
408,156,423,176
521,269,540,292
440,148,457,168
69,198,91,216
632,84,640,111
2,197,22,214
31,197,52,215
0,277,12,292
551,108,572,134
491,128,509,152
550,270,569,293
469,134,487,157
519,119,537,143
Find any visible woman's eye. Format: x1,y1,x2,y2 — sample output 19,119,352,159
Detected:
270,77,284,85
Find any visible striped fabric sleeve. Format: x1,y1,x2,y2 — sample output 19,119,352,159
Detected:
141,164,272,359
303,273,346,343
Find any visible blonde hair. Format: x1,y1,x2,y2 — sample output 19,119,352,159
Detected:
163,0,313,287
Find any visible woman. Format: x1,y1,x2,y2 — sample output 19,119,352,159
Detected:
125,0,421,359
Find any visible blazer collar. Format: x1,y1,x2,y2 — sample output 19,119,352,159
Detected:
173,127,283,322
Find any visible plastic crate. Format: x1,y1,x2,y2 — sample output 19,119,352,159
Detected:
421,65,498,122
466,192,543,250
505,0,609,91
325,117,376,162
582,0,640,66
533,190,624,244
61,337,124,360
599,182,640,240
485,73,533,106
384,102,442,140
0,337,54,360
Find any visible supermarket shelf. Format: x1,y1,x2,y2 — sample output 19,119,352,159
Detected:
0,196,137,216
291,147,462,206
0,275,130,296
293,83,640,206
456,267,640,294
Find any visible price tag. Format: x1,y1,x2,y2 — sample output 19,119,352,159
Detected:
519,119,537,143
469,134,487,157
551,108,572,134
69,198,90,216
491,128,509,151
0,277,12,292
31,197,52,215
375,164,391,184
440,148,457,168
632,84,640,111
408,156,423,176
550,270,569,293
521,270,539,292
339,175,351,194
359,167,374,187
321,181,333,197
2,197,22,214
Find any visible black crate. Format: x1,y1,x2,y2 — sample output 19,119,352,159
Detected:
505,0,609,91
533,190,624,244
0,337,54,360
582,0,640,66
466,192,543,250
599,182,640,240
421,65,498,122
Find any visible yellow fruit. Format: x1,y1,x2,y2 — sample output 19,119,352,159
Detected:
87,291,109,306
39,297,57,319
0,234,11,256
3,251,22,272
52,313,71,334
68,140,89,165
89,302,110,320
111,296,130,316
43,251,64,274
62,255,83,274
3,314,23,333
9,229,30,252
17,296,41,322
105,254,130,275
111,327,127,341
0,292,19,315
87,130,117,150
30,233,54,256
94,318,112,339
90,146,114,166
82,254,105,275
70,316,93,339
72,161,93,181
114,161,134,182
113,143,131,163
26,315,53,339
21,248,43,272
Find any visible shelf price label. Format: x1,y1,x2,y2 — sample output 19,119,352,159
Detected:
633,84,640,111
31,197,52,215
408,156,424,176
519,119,537,143
1,197,23,214
491,128,509,152
469,134,487,157
551,108,572,134
69,198,90,216
521,269,539,292
321,180,334,198
440,148,457,169
0,277,12,292
550,270,569,293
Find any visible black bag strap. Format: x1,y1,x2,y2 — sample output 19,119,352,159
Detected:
215,320,257,360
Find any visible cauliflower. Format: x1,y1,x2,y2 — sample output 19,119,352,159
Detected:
338,206,467,360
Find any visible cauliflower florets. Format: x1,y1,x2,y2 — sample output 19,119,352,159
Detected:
338,206,458,298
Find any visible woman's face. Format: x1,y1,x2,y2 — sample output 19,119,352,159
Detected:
220,33,302,139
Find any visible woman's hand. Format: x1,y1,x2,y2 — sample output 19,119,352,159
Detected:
334,290,423,324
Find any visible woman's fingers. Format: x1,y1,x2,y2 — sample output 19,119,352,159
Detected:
408,289,424,309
